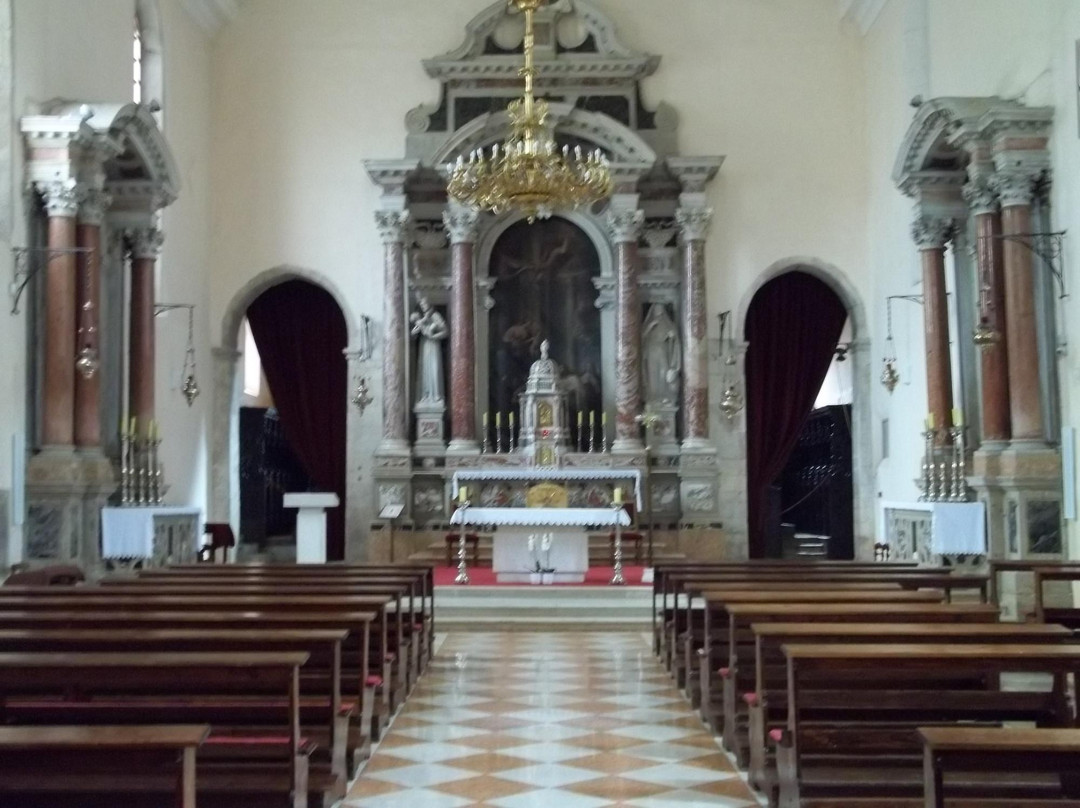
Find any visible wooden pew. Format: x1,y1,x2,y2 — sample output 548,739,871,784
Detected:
774,644,1080,808
0,627,366,777
1034,567,1080,628
0,652,313,808
743,622,1075,802
0,724,210,808
921,727,1080,808
988,560,1080,613
710,602,1000,767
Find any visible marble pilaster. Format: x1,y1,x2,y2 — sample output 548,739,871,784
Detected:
376,209,411,455
607,207,645,453
675,206,712,449
444,202,480,455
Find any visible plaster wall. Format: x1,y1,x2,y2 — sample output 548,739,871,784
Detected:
208,0,871,554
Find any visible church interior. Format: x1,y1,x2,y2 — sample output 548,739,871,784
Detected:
2,0,1080,806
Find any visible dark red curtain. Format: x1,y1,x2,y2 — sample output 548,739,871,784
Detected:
745,271,847,558
247,281,348,561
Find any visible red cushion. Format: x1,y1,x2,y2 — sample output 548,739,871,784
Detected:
742,692,759,707
718,667,731,678
768,729,784,744
365,675,383,687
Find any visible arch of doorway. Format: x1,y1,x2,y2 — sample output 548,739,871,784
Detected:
210,267,366,557
735,257,875,560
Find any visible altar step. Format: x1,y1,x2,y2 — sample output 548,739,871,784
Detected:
432,584,653,631
410,535,685,568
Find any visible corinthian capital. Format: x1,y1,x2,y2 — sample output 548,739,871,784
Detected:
37,179,81,218
961,176,998,217
606,209,644,244
442,203,480,245
991,167,1041,208
675,207,714,242
910,215,953,250
77,187,113,227
375,210,411,245
127,226,165,260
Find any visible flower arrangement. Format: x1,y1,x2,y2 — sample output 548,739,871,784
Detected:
527,533,555,584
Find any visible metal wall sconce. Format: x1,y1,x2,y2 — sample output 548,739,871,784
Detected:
154,303,200,406
716,311,744,420
351,314,376,415
352,377,373,415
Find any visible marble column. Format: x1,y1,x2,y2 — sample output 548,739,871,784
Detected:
376,210,411,453
608,209,645,451
74,189,109,450
912,214,955,443
444,203,480,453
37,180,81,448
993,168,1045,443
964,176,1010,443
127,226,163,438
676,206,713,448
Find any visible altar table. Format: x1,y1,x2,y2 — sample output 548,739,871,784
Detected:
451,507,631,583
100,507,202,564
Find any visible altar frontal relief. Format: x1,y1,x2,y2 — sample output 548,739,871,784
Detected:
489,218,601,418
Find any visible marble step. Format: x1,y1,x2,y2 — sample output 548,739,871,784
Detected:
432,584,653,631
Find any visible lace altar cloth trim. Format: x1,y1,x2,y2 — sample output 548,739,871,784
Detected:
450,507,631,527
451,469,642,508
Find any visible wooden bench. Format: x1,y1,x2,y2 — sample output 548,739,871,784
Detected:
988,560,1080,614
0,724,210,808
709,602,1000,767
0,651,314,808
0,627,366,777
774,644,1080,808
743,622,1075,802
1034,567,1080,628
921,727,1080,808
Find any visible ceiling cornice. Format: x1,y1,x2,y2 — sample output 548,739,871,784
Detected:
179,0,243,35
838,0,888,36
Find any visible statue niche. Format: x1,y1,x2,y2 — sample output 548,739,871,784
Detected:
488,218,601,421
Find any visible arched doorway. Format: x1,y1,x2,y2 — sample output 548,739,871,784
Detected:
240,280,349,560
745,270,851,559
487,218,602,427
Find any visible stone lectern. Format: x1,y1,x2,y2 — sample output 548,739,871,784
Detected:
283,492,339,563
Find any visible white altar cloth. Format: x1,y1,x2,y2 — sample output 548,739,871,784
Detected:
879,501,987,556
451,469,643,509
450,507,630,583
101,507,202,559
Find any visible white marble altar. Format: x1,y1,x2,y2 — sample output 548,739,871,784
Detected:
101,506,201,563
879,500,987,560
284,492,339,563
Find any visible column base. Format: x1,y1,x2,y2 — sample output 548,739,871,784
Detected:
377,438,411,456
611,438,644,453
446,439,481,456
680,436,713,453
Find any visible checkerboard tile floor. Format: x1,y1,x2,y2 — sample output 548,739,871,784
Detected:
345,633,760,807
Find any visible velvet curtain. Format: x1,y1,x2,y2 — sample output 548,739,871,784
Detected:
247,280,348,561
745,271,848,558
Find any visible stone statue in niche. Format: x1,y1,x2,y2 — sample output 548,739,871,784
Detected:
642,303,681,405
410,296,448,404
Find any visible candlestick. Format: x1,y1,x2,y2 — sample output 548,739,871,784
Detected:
589,411,596,454
509,412,516,453
610,501,625,586
613,487,623,505
458,485,468,504
481,412,490,454
927,413,935,430
577,411,584,453
455,496,471,586
601,412,609,454
495,412,503,454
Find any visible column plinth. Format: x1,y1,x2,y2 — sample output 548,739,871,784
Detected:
912,215,955,444
376,210,411,455
127,227,163,438
608,209,645,452
444,204,480,455
38,181,81,449
676,207,712,450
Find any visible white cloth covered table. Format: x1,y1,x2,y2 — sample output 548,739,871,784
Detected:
450,507,630,583
878,501,987,557
101,507,202,561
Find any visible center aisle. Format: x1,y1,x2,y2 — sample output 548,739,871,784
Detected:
345,632,760,807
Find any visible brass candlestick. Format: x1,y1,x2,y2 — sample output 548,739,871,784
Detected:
495,414,503,455
454,499,471,586
610,501,625,586
589,411,596,454
918,428,934,502
120,431,133,505
508,413,516,453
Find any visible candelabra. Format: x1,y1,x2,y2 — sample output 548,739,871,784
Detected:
949,426,969,502
495,415,504,455
601,417,609,454
589,412,597,454
610,501,625,586
918,428,934,502
508,414,517,454
455,498,472,586
120,430,133,505
120,422,166,506
481,420,490,455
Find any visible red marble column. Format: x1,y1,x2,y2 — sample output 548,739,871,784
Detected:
375,210,411,451
608,209,645,451
128,227,163,438
444,204,480,452
995,169,1044,442
965,177,1011,443
38,181,81,448
74,190,109,449
912,215,954,444
676,206,713,447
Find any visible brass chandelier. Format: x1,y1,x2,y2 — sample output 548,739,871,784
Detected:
445,0,613,222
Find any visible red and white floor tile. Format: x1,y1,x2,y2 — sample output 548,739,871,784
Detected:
345,632,761,807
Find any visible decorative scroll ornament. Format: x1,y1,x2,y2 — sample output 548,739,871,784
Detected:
445,0,613,222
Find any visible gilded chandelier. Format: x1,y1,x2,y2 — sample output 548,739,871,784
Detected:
446,0,613,222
